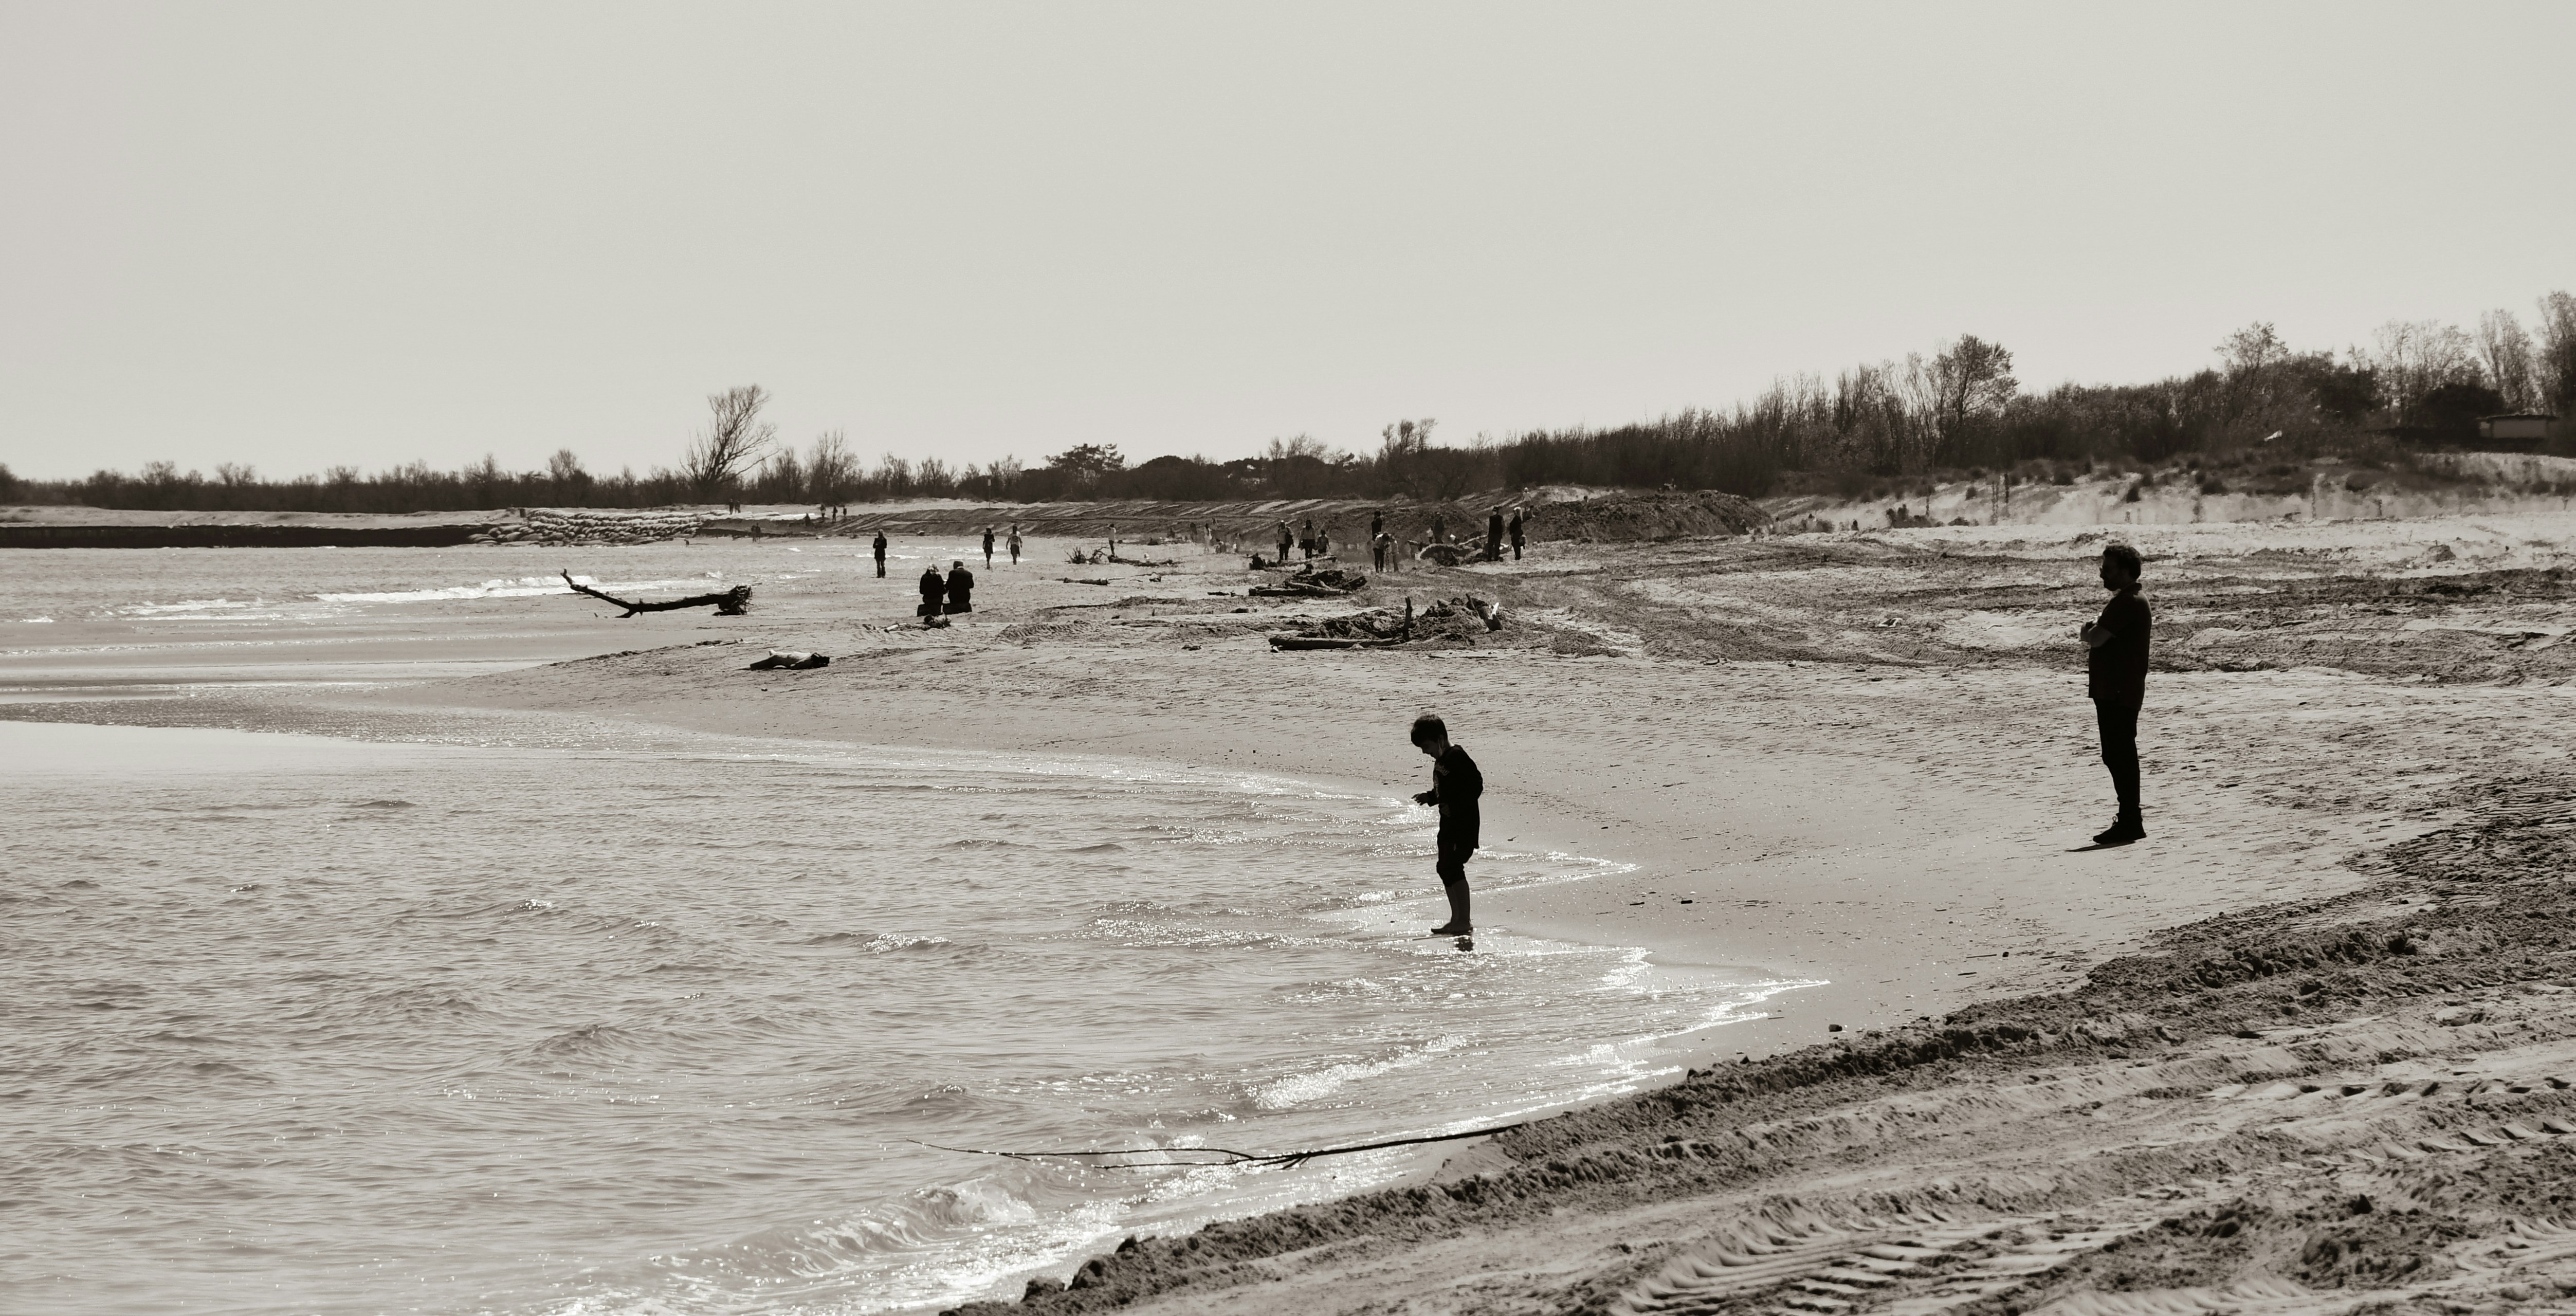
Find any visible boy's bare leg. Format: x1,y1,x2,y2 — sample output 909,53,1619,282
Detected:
1432,849,1472,934
1435,878,1471,934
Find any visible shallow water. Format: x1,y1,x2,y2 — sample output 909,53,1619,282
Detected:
0,537,1050,698
2,714,1791,1314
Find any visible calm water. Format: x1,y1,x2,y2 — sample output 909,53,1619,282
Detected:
2,711,1791,1315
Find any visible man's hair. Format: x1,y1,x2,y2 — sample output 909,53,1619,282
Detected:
2103,543,2143,579
1410,714,1448,746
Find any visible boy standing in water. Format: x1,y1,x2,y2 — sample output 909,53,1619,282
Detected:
1410,714,1483,936
2080,543,2151,845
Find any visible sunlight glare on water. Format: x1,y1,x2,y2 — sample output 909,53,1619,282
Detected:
1,716,1795,1314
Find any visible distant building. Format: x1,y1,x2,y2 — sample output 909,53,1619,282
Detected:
2478,412,2558,448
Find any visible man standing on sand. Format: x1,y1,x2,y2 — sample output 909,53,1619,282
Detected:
982,526,996,568
1008,525,1022,564
1485,506,1505,562
872,531,888,578
1372,531,1390,573
1508,506,1525,560
1275,521,1293,563
1410,714,1483,937
2079,543,2151,845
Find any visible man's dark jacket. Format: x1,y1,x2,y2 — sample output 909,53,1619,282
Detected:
2088,589,2151,703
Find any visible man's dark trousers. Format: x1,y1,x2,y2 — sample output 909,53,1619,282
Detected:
2095,697,2141,816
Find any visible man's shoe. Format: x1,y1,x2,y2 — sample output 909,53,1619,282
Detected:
2091,816,2144,846
1430,922,1472,936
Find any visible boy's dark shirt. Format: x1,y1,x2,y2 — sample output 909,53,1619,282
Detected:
2088,588,2151,703
1419,745,1484,849
947,566,975,600
919,570,944,603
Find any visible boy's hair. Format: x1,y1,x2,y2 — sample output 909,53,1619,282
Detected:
2103,543,2143,579
1410,714,1448,746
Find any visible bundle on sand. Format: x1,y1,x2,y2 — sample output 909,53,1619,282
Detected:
1526,488,1769,542
1267,595,1504,650
561,571,753,617
1250,566,1368,598
475,509,705,546
746,650,829,670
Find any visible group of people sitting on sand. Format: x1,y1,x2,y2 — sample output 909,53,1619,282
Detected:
917,560,974,623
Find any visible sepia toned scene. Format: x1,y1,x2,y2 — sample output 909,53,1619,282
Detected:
6,6,2575,1316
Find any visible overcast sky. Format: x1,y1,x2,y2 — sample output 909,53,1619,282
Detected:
3,2,2569,481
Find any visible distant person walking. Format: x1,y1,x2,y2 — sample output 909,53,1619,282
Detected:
1008,525,1022,564
982,526,996,568
1370,508,1384,542
917,565,945,619
1508,507,1525,560
1372,531,1391,572
1410,714,1483,937
945,560,975,613
1485,506,1505,561
872,531,888,578
2080,543,2152,845
1275,521,1293,563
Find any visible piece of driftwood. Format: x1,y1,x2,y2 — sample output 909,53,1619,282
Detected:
1267,633,1401,651
561,570,753,616
746,650,829,670
1415,543,1471,566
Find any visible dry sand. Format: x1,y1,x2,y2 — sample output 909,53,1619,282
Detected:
23,511,2576,1313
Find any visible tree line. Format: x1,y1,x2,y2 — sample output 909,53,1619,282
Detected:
9,292,2569,513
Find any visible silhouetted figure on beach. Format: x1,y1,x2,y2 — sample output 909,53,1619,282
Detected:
872,532,888,578
1275,521,1293,562
1485,506,1505,561
945,560,975,613
982,526,995,567
918,565,945,619
1508,507,1525,560
2080,543,2151,845
1008,525,1022,564
1410,714,1483,936
1370,508,1384,543
1430,514,1447,544
1107,524,1120,559
1372,532,1391,572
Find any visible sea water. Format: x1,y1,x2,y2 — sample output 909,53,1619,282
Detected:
1,711,1794,1315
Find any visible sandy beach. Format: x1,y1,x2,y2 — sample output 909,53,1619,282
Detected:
16,510,2576,1313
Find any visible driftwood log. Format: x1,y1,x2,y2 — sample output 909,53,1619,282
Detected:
1267,634,1402,651
561,570,753,617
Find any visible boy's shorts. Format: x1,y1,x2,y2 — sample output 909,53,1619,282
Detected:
1436,838,1474,882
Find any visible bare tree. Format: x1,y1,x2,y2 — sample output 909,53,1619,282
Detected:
214,462,258,487
682,385,778,497
2475,310,2539,410
2218,322,2288,378
807,430,855,503
2355,321,2481,424
1928,335,2018,441
2533,291,2576,414
546,448,592,505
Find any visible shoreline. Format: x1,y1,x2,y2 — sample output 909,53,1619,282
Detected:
17,514,2576,1311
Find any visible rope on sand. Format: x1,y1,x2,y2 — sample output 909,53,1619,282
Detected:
914,1120,1528,1171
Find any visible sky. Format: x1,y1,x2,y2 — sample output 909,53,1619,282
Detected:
2,2,2570,482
